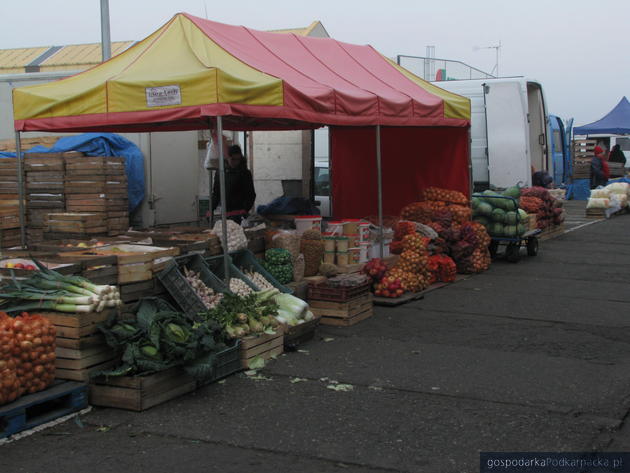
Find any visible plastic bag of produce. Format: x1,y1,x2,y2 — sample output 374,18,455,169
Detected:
270,230,301,262
604,182,630,195
301,239,324,276
590,188,611,199
0,313,19,406
586,198,611,209
212,219,247,252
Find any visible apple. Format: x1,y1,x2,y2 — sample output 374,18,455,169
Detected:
14,263,25,269
24,264,36,271
77,242,88,248
5,262,15,269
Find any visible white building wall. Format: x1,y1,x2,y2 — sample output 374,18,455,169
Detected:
251,130,304,208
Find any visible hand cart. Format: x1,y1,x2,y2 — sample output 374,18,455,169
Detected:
473,193,541,263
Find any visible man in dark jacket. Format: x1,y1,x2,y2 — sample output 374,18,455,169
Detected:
212,145,256,223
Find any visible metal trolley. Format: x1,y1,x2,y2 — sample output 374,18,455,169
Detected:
473,193,541,263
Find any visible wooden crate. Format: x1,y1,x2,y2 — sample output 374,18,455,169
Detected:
39,309,119,382
0,228,22,248
24,155,65,172
239,331,284,369
45,212,107,234
585,208,607,219
310,293,374,327
64,156,125,176
0,206,20,229
89,367,196,411
539,224,566,241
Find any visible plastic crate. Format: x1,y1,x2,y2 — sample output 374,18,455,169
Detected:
307,280,371,302
229,249,292,294
157,254,228,317
204,254,258,293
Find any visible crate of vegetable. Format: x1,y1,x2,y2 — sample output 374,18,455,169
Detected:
229,249,292,294
157,254,227,317
91,298,236,410
204,255,259,297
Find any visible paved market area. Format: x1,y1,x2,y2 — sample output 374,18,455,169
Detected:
2,213,630,473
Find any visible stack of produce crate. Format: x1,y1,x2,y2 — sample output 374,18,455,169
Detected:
0,157,22,248
44,213,108,239
24,153,71,244
64,156,129,236
571,139,595,180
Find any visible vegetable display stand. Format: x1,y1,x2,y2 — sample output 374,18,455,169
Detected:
310,293,373,327
229,249,292,293
240,331,284,369
41,310,120,381
89,367,196,411
283,315,321,350
157,254,228,317
197,340,242,387
0,381,88,439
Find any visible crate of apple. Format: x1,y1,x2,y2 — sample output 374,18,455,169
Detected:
373,275,404,298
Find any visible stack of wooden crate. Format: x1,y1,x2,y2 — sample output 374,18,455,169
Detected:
41,310,119,382
44,213,108,239
64,156,129,236
24,153,71,244
0,158,22,248
572,139,595,180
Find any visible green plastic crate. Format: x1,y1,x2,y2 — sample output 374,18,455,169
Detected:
204,254,258,293
157,254,227,317
229,249,293,294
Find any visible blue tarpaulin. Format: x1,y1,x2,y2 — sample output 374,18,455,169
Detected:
0,133,144,211
573,97,630,136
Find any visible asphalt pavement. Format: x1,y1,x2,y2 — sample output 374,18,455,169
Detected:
2,211,630,473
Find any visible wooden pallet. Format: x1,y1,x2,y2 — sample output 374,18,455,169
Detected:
311,293,374,326
538,224,566,241
24,156,65,172
0,381,88,439
240,331,284,368
89,367,196,411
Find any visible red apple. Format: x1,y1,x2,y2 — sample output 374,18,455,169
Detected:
14,263,25,269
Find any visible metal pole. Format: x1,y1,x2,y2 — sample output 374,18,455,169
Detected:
100,0,111,61
216,117,230,284
15,132,26,247
376,125,384,258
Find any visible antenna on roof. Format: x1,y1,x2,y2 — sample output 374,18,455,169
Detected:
203,1,208,19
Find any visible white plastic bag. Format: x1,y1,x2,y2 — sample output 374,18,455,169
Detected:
203,130,230,169
212,219,247,252
586,198,611,209
604,182,630,195
590,188,611,199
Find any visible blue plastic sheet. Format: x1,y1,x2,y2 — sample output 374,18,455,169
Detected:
565,179,591,200
0,133,144,211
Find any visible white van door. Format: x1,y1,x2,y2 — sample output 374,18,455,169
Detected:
484,81,530,188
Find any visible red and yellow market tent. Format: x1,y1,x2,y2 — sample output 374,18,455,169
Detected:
12,13,471,254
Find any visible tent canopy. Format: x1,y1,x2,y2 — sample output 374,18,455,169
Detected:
13,13,469,133
573,97,630,136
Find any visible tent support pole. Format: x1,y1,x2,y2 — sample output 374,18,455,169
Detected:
376,125,383,258
216,116,230,285
16,132,26,248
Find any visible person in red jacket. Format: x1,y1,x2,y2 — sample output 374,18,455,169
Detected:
591,145,609,188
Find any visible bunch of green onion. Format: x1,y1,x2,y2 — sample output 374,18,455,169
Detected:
0,262,121,313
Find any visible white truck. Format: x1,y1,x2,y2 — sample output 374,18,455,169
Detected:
433,77,550,190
